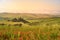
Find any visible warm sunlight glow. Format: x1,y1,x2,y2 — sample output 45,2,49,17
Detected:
0,0,60,14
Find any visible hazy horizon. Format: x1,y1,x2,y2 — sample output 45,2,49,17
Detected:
0,0,60,14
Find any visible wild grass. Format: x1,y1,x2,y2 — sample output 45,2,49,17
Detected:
0,17,60,40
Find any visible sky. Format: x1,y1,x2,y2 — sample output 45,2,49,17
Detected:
0,0,60,14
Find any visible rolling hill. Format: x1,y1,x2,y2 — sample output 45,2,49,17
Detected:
0,13,60,20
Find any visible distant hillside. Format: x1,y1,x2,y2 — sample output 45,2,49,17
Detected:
0,13,60,19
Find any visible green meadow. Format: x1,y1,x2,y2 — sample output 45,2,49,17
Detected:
0,13,60,40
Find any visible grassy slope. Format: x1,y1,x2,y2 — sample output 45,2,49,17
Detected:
0,13,60,40
0,13,54,19
0,17,60,40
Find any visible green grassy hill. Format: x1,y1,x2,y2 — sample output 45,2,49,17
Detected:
0,13,60,40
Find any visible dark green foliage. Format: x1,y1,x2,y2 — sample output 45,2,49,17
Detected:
12,18,17,22
18,17,30,23
11,17,30,23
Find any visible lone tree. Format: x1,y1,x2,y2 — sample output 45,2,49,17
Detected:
18,17,30,23
12,17,30,23
12,18,17,22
